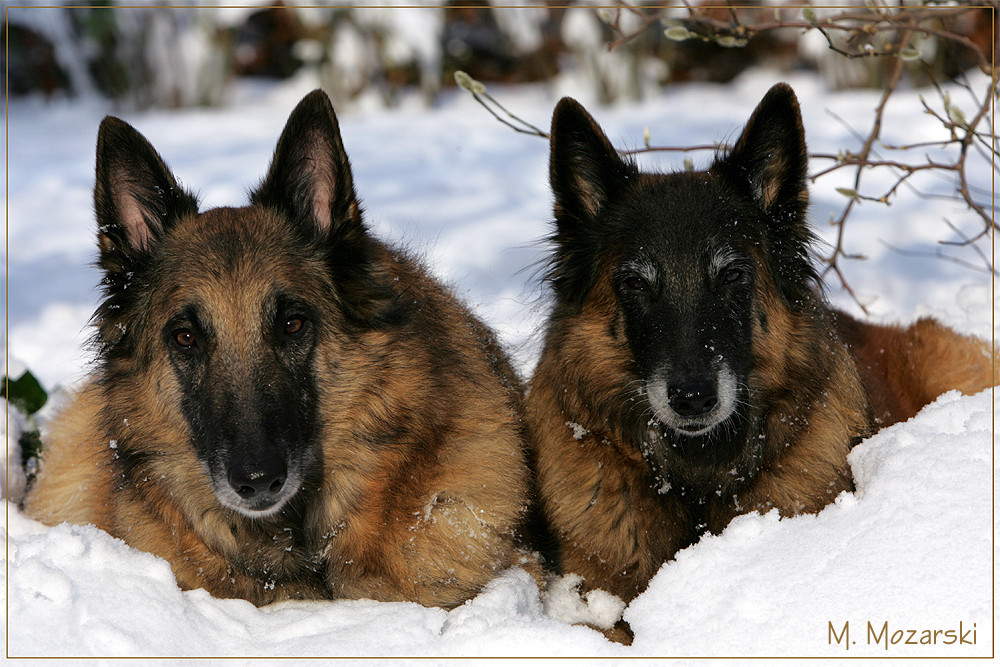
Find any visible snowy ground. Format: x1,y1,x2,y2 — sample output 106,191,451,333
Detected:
4,68,996,662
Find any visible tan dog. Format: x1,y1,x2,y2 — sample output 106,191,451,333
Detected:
24,89,535,609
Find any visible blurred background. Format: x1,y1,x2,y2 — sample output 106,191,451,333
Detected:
5,0,995,111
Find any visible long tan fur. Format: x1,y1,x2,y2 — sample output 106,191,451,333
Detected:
24,90,536,609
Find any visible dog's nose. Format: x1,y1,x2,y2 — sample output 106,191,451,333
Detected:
667,378,719,417
228,458,287,500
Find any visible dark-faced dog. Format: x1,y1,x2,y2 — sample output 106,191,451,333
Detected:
526,83,995,643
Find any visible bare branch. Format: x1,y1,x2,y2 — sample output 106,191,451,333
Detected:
456,3,997,310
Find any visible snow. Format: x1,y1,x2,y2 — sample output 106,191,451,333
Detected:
543,574,628,631
629,389,994,658
4,66,996,661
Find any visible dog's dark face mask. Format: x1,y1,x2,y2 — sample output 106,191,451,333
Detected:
606,176,756,442
92,90,391,517
154,220,325,517
546,84,816,480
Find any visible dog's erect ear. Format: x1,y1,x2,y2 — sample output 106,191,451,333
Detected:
94,117,198,260
714,83,808,219
92,117,198,359
254,90,400,328
716,84,819,307
252,89,363,241
547,98,635,305
549,97,631,225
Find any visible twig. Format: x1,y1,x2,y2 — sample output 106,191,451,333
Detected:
455,2,997,311
880,240,996,276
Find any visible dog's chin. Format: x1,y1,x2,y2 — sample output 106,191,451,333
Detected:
653,411,729,438
663,420,720,438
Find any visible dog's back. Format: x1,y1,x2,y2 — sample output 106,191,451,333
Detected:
834,312,995,427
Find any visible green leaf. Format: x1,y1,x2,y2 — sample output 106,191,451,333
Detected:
835,187,860,200
3,369,48,415
948,105,967,126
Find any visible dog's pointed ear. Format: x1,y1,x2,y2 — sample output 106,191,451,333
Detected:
94,117,198,262
549,97,630,225
717,84,819,307
714,83,808,220
547,98,636,305
253,90,400,328
251,89,363,241
93,117,198,358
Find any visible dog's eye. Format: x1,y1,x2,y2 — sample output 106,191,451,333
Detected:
622,275,646,291
723,268,744,284
284,315,307,336
173,329,196,350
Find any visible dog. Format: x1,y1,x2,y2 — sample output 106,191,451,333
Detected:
23,89,536,609
526,83,995,643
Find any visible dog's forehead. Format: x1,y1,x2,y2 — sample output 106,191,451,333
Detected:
616,173,753,263
154,207,328,307
162,207,311,267
165,206,286,256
